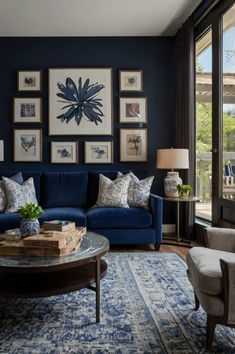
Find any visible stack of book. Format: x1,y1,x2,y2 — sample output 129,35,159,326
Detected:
22,220,86,256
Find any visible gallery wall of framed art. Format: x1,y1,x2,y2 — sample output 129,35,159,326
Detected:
0,36,175,187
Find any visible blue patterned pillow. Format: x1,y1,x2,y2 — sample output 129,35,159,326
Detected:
94,174,131,208
118,171,154,210
3,177,38,213
0,172,24,212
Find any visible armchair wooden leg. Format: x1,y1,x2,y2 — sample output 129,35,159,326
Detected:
155,244,160,251
194,292,200,310
206,315,216,350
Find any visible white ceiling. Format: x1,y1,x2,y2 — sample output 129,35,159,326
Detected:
0,0,203,37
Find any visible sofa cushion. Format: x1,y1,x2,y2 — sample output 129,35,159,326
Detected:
0,172,24,212
117,171,154,209
3,177,38,213
39,207,86,226
88,170,148,207
186,247,235,296
41,172,88,208
94,174,131,208
22,173,41,204
0,212,21,233
87,207,152,229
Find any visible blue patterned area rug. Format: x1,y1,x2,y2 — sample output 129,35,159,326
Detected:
0,252,234,354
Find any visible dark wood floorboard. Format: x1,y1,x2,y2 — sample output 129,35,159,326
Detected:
110,241,201,260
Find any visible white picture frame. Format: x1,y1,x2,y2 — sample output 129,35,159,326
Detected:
119,70,143,92
119,97,147,124
85,141,113,164
49,68,113,136
17,70,42,92
120,128,147,162
51,141,78,164
13,97,42,123
14,129,42,162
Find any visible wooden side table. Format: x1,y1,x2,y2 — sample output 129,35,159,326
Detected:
163,196,199,245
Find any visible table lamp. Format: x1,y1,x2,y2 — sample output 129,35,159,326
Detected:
0,140,4,161
156,148,189,197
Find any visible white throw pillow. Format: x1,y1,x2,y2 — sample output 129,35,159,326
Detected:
118,172,154,209
0,172,24,212
94,174,131,208
3,177,38,213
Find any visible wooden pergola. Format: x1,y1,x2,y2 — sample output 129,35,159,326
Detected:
196,72,235,104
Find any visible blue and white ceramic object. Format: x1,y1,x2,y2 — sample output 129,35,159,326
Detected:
20,218,40,238
164,171,182,197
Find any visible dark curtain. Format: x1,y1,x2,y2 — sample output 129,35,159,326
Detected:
175,18,195,239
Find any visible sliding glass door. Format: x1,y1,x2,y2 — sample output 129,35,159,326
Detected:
195,0,235,226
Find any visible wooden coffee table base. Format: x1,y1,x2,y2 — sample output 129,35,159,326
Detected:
0,259,107,323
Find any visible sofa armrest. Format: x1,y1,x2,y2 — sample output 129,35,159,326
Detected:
205,228,235,252
220,259,235,325
150,193,163,245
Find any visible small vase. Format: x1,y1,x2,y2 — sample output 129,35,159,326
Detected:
20,218,40,238
164,172,182,198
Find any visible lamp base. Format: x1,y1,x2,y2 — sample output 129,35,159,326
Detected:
164,172,182,198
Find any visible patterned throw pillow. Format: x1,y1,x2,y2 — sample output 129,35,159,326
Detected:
118,172,154,209
3,177,38,213
94,174,131,208
0,172,24,212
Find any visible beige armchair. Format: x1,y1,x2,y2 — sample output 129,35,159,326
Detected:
186,227,235,349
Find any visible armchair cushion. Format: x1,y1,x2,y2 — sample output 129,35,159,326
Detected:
186,247,235,296
206,228,235,252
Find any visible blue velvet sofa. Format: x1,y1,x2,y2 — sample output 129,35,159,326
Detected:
0,171,163,249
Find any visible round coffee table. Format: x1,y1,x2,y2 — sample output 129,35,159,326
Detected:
0,232,109,323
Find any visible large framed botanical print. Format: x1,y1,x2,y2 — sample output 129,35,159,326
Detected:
49,68,113,136
13,129,42,162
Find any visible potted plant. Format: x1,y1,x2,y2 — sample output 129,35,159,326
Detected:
177,184,192,198
19,203,43,238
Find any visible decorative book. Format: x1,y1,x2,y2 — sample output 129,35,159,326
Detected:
23,227,86,249
42,220,76,232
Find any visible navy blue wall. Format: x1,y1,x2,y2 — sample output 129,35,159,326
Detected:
0,37,175,195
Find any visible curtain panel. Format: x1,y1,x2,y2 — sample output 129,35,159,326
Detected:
175,18,196,239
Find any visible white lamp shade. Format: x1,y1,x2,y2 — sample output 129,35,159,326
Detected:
156,148,189,170
0,140,4,161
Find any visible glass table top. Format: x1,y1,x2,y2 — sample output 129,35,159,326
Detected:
0,232,109,269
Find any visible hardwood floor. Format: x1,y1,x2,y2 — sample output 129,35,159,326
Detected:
110,241,200,260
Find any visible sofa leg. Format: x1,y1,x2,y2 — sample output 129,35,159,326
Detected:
155,244,160,251
206,315,216,350
194,292,200,311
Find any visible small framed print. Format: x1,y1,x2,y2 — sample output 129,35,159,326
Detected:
13,97,42,123
17,70,42,92
120,128,147,162
85,141,113,164
119,70,143,92
51,141,78,164
14,129,42,162
119,97,147,124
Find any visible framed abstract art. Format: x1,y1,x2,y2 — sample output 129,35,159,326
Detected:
49,68,113,136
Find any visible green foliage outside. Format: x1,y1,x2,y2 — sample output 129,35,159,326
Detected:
196,100,235,201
